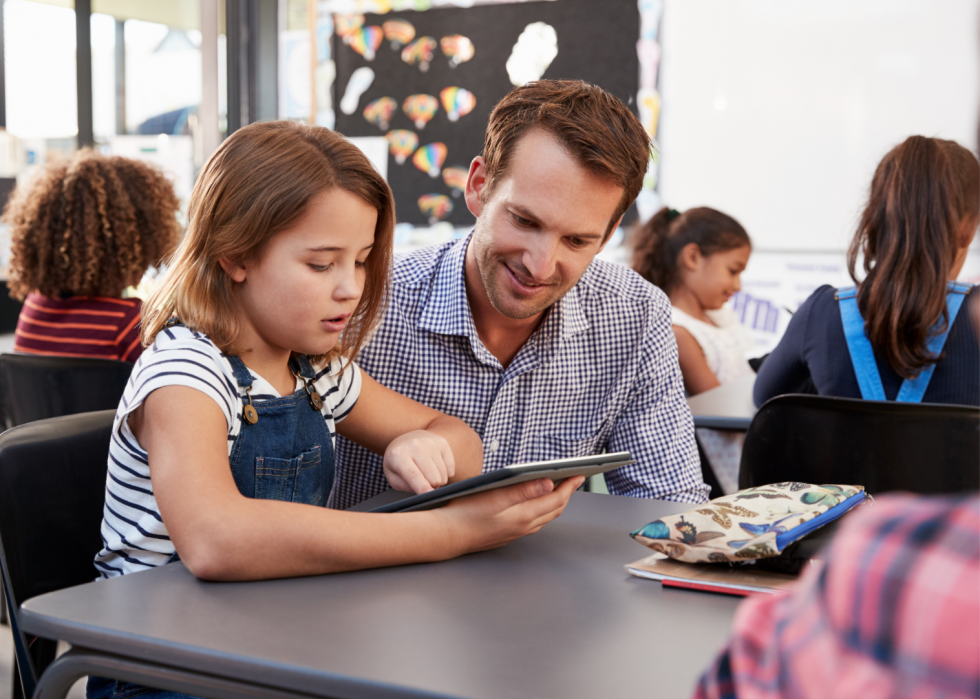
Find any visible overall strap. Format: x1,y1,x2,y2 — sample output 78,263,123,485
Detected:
895,282,972,402
227,355,255,389
836,286,886,401
289,355,317,381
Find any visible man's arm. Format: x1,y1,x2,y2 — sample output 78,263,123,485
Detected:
604,300,709,503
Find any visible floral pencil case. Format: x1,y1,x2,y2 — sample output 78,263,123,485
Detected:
630,482,866,564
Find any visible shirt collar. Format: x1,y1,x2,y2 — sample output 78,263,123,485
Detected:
417,234,477,337
416,232,593,342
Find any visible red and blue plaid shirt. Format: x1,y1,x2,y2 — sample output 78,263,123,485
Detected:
694,493,980,699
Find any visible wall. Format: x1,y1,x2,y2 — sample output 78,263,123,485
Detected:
656,0,980,352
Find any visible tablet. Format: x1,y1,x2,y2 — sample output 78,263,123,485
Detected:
361,452,634,513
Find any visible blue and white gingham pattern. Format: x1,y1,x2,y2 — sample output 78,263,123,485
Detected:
330,234,709,509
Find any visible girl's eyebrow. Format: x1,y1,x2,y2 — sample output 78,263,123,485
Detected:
306,244,375,252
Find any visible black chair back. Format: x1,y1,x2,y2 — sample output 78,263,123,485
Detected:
739,394,980,494
0,410,114,698
0,353,132,430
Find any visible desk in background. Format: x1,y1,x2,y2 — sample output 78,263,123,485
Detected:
687,374,758,430
21,491,740,699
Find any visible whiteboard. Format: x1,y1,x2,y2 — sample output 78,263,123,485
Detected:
657,0,980,252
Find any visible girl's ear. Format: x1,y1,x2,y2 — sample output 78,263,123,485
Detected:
218,257,248,283
679,242,702,271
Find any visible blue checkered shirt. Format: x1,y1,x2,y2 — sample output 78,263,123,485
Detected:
330,234,709,509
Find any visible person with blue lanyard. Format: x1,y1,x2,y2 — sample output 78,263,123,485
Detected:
754,136,979,407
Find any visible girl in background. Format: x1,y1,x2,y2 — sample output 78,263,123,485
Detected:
633,206,754,494
2,150,181,362
754,136,979,407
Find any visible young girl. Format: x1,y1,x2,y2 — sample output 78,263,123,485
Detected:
89,121,580,699
633,206,754,494
2,150,180,362
755,136,979,406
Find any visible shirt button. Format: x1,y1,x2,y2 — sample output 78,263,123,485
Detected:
489,438,499,453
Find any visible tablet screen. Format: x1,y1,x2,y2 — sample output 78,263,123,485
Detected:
363,452,634,513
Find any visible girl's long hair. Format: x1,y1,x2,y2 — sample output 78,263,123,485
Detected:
848,136,979,379
632,206,750,293
141,121,395,366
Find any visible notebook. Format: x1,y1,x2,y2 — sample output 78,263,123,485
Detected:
626,553,803,597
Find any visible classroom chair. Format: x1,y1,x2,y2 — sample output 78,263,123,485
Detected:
739,394,980,494
696,436,725,500
0,410,114,699
0,353,132,430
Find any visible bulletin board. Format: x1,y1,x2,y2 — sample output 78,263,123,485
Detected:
332,0,641,228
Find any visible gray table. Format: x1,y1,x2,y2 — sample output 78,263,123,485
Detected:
687,374,758,430
21,492,740,699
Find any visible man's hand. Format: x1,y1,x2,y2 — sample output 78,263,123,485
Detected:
383,430,456,493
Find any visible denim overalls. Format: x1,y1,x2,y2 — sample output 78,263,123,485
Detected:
87,353,334,699
836,281,972,402
226,354,335,506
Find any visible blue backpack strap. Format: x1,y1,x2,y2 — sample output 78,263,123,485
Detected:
836,286,887,401
895,282,973,402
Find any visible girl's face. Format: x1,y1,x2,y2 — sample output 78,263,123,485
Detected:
224,187,377,360
681,243,751,311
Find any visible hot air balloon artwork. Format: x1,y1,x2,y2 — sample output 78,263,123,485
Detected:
363,97,398,130
418,194,453,224
441,167,468,197
349,26,383,61
402,94,439,129
440,35,475,67
385,130,419,165
439,87,476,122
401,36,437,72
334,14,364,44
413,143,448,178
383,20,415,49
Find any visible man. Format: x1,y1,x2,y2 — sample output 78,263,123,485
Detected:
331,80,709,509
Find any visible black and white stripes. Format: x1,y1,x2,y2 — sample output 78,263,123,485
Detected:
94,326,360,578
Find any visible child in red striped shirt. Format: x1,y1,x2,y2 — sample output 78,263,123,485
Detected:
2,150,180,362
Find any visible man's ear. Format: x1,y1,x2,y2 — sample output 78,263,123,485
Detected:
679,242,702,271
218,257,248,283
464,156,488,218
597,215,625,254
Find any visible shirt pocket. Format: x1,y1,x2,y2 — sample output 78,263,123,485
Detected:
254,445,324,505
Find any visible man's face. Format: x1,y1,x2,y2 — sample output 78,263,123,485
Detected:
464,129,624,320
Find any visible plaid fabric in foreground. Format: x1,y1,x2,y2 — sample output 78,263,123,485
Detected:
331,234,708,509
694,493,980,699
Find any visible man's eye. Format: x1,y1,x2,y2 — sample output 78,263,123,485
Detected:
569,237,587,248
514,215,533,227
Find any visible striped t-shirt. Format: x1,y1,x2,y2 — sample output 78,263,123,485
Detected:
15,292,143,363
94,325,361,579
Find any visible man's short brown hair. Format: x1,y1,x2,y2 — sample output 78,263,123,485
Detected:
482,80,652,233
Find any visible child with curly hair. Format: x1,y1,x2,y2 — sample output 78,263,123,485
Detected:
1,150,181,362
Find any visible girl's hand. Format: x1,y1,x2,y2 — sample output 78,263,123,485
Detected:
383,430,456,493
440,476,584,554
